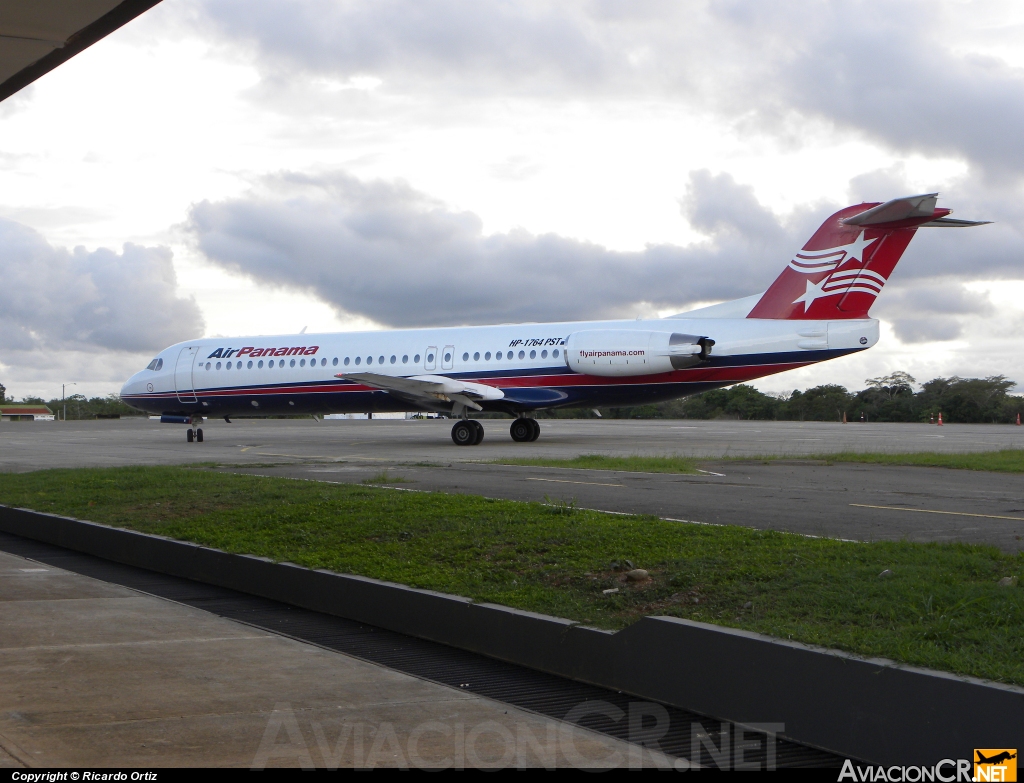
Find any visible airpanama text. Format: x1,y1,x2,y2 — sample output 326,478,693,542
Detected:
207,346,319,360
580,350,645,358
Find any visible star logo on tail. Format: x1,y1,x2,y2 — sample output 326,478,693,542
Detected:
840,231,880,264
792,277,830,308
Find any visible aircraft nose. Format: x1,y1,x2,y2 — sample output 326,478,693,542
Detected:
120,371,142,399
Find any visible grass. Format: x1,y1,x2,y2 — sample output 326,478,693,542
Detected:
493,450,1024,475
1,466,1022,685
809,449,1024,473
491,454,699,474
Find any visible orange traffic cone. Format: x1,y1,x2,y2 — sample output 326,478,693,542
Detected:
1017,413,1021,426
937,412,944,426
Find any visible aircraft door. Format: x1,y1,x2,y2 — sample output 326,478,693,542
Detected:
424,346,437,371
174,346,199,403
442,345,455,370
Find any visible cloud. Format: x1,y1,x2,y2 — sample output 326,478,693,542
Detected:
188,167,1023,340
188,169,815,328
873,280,995,343
0,218,205,359
192,0,1024,180
708,2,1024,182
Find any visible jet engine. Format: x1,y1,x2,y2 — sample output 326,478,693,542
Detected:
564,331,714,377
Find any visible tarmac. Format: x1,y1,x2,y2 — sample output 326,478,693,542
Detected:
2,417,1022,551
1,417,1022,472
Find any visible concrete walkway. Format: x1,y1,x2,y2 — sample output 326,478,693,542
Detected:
0,549,676,768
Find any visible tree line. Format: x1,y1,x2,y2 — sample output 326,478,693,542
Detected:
592,373,1023,423
1,389,141,420
1,372,1021,423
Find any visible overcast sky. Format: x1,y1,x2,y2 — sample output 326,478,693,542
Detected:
1,0,1023,400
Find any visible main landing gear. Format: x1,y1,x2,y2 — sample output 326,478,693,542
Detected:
451,419,485,446
510,417,540,443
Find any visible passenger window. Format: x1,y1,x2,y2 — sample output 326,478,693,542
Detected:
445,352,452,362
496,351,502,360
258,360,263,368
300,358,306,367
529,350,536,359
226,362,231,370
485,352,491,360
355,357,361,365
237,361,242,369
379,356,384,364
216,362,222,370
390,355,396,364
345,357,350,366
427,353,434,362
333,357,339,366
322,358,327,366
205,362,211,370
290,359,296,367
473,352,480,361
402,355,409,363
415,354,421,363
462,352,469,361
541,350,548,359
367,356,373,364
518,350,525,359
553,349,559,358
247,360,253,369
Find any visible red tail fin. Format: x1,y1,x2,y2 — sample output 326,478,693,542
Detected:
747,194,951,320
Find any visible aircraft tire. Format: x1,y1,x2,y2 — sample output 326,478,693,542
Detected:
470,420,485,445
528,419,540,441
187,429,194,443
196,428,204,443
510,418,532,442
451,420,476,446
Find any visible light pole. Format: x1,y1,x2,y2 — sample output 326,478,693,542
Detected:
62,383,75,422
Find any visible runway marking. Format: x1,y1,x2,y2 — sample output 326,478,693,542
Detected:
696,469,727,477
850,504,1024,522
527,477,625,487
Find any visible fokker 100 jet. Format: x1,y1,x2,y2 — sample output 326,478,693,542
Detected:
121,194,987,445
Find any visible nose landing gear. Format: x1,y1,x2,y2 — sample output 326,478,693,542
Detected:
186,417,204,443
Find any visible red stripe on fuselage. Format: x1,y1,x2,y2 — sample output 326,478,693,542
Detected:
122,360,811,403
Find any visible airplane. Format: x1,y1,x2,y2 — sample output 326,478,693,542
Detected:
976,751,1016,765
120,193,988,445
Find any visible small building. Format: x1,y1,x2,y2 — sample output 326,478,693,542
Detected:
0,405,55,421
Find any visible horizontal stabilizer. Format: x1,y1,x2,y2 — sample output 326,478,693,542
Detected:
842,193,940,227
918,216,992,228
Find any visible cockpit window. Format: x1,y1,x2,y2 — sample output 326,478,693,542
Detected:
146,358,163,371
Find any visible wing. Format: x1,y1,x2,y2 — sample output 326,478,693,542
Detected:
337,373,504,411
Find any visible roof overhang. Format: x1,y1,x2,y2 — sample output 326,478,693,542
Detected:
0,0,163,103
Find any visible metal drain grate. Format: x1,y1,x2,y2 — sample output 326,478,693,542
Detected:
0,531,845,769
